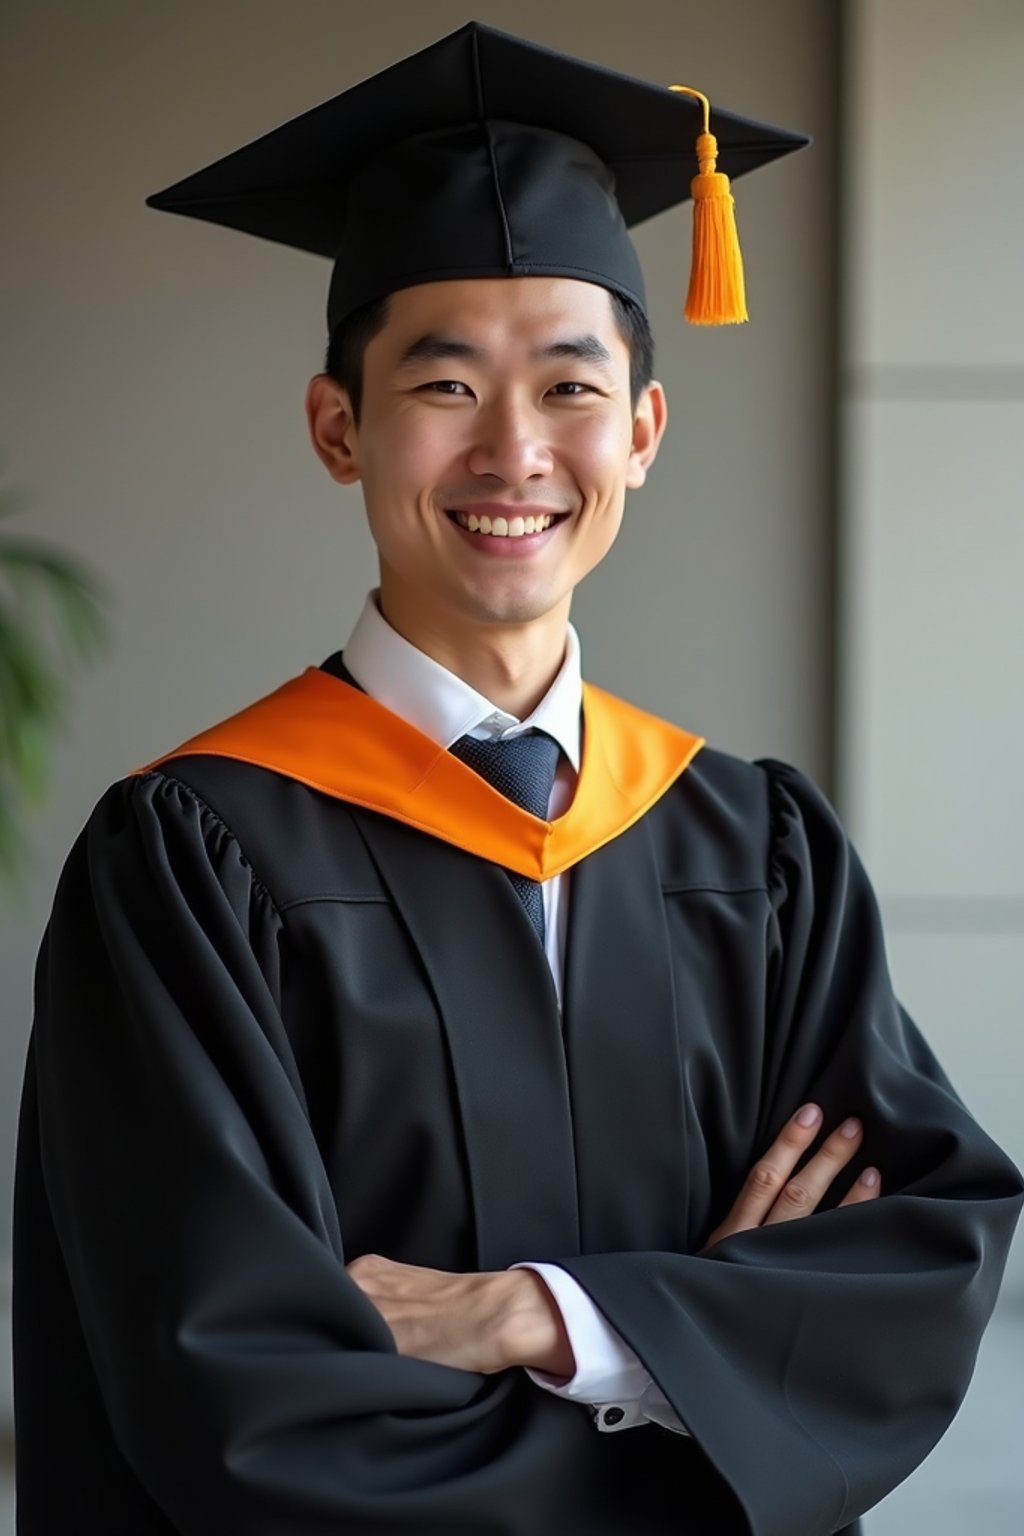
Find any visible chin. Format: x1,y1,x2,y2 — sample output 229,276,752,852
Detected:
463,591,564,628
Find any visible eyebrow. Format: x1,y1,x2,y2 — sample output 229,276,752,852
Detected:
542,335,615,369
396,331,616,374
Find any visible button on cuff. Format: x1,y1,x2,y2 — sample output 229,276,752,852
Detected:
593,1401,645,1433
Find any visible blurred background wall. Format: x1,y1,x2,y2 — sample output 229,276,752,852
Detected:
0,1,1019,1531
834,2,1024,1526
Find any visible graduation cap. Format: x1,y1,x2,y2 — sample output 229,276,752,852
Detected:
147,20,809,330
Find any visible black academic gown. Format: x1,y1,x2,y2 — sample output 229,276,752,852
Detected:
13,657,1022,1535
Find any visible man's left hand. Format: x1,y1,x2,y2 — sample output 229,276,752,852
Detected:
345,1252,575,1377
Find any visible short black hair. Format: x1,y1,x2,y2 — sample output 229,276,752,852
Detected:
324,287,654,424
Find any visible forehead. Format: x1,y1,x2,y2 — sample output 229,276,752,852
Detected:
372,276,626,354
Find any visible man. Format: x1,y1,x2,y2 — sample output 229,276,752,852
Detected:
13,21,1022,1536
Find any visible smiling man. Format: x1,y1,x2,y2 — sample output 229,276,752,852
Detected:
12,21,1022,1536
307,276,660,712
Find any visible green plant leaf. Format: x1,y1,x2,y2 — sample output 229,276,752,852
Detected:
0,470,112,885
0,775,32,891
0,540,110,662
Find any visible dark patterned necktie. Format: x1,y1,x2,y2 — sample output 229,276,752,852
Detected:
449,730,561,943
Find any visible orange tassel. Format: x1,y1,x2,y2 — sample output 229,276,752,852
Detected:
669,88,748,325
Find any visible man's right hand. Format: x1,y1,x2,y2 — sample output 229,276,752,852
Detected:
702,1104,880,1251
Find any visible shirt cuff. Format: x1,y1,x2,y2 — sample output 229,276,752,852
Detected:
510,1262,691,1436
510,1261,653,1402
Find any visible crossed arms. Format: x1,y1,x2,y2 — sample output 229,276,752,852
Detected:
348,1100,882,1379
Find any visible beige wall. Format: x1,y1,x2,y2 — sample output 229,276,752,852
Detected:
839,5,1023,1526
839,0,1024,1262
0,0,839,1259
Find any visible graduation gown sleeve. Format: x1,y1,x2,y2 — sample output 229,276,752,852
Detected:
549,759,1023,1536
19,773,582,1534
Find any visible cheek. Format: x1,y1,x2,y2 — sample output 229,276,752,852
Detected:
363,417,445,489
560,412,634,477
569,419,630,546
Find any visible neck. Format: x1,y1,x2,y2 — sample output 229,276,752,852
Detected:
376,590,570,719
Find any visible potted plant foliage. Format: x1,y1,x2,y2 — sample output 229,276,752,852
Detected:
0,474,109,890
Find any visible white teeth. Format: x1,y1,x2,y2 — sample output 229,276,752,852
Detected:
454,511,556,536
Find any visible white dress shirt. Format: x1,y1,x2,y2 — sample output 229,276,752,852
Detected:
342,592,687,1436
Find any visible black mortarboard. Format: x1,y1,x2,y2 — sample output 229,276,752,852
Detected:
147,21,809,331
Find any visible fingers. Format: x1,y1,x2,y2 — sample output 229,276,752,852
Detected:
838,1166,881,1207
762,1116,867,1226
703,1107,882,1250
704,1102,826,1245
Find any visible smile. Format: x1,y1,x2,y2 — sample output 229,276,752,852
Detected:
450,510,556,538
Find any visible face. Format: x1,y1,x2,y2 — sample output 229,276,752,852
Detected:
306,276,666,651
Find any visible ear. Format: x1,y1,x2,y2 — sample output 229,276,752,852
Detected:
624,381,668,490
305,373,362,485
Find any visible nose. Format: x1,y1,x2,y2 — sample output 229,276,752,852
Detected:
465,396,555,484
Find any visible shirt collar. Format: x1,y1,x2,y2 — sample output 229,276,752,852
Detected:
341,591,582,772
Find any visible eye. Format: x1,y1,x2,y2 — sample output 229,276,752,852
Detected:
548,381,596,396
420,380,472,396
